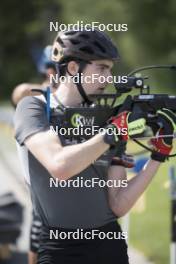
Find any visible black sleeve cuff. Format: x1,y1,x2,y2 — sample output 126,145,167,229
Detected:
151,152,167,162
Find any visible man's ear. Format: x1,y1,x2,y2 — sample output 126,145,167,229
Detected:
67,61,79,76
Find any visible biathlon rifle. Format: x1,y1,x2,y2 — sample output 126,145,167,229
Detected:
33,64,176,157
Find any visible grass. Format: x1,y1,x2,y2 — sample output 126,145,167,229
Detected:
128,140,176,264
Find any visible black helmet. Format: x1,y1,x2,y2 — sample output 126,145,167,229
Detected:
52,29,120,63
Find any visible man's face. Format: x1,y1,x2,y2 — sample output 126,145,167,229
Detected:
81,59,113,95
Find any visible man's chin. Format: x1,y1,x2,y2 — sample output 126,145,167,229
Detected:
87,89,105,100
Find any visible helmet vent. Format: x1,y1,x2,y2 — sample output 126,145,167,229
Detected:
64,31,77,35
93,41,106,53
56,37,65,47
70,39,80,45
80,46,94,54
54,48,58,56
79,33,90,39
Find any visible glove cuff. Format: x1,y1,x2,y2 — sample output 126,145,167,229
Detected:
103,124,120,146
151,151,168,162
111,154,135,168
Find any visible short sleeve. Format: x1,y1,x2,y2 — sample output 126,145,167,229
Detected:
14,96,50,146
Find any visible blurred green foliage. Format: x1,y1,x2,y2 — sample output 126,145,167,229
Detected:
130,158,172,264
127,140,176,264
0,0,62,99
0,0,175,98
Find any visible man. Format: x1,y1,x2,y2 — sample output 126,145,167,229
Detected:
11,45,57,107
14,29,176,264
11,46,57,264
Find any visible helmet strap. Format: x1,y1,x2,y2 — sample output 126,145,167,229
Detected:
55,63,60,77
57,60,92,105
75,61,92,105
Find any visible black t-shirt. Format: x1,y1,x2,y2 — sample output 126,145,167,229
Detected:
14,96,117,228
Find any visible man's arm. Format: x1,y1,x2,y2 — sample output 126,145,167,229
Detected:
11,83,42,107
28,251,37,264
25,130,109,180
108,160,160,217
15,96,110,180
108,107,176,217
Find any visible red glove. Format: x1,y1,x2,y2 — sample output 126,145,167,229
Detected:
151,129,172,155
150,108,176,162
104,95,146,146
110,111,130,141
150,128,173,162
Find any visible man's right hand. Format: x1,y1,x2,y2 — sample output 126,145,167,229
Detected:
103,96,146,146
110,110,146,140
